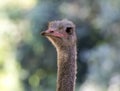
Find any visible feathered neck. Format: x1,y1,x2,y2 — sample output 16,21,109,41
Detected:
56,45,77,91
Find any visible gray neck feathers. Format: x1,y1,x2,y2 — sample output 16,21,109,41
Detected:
56,45,77,91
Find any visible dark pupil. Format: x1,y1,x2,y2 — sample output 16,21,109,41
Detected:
66,27,72,34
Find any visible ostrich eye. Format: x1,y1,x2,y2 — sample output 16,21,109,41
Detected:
65,27,73,35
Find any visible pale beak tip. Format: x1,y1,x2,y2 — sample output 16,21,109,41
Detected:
41,31,46,36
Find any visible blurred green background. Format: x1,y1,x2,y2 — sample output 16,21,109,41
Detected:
0,0,120,91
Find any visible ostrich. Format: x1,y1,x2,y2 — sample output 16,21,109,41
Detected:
41,19,77,91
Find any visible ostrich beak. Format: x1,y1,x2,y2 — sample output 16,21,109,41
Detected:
41,29,64,38
41,29,54,36
40,31,45,35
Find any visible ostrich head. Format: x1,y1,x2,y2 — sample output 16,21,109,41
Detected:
41,19,76,49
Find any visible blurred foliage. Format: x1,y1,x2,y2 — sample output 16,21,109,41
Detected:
0,0,120,91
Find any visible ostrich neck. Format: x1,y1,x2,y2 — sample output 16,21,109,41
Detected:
56,45,77,91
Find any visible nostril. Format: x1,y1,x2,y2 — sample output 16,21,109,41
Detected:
50,30,54,33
